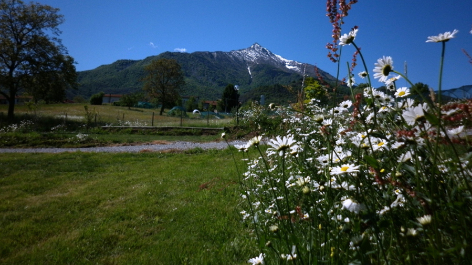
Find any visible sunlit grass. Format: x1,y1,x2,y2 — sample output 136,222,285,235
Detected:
0,103,233,128
0,149,255,264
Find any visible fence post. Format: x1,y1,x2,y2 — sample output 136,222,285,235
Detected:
152,112,154,126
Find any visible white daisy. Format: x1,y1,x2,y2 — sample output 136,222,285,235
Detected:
400,98,415,109
234,144,248,152
372,138,388,151
426,29,458,43
339,100,353,109
406,228,418,237
339,28,358,46
417,215,432,225
248,253,264,265
447,125,464,136
441,108,460,116
394,87,411,98
373,56,394,83
322,118,333,126
358,71,368,79
391,141,405,149
342,198,366,214
385,75,401,86
402,104,427,126
247,135,263,147
267,135,299,156
347,75,355,88
330,164,360,175
398,151,414,162
316,154,330,166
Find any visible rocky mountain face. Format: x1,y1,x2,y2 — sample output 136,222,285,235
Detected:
74,43,337,103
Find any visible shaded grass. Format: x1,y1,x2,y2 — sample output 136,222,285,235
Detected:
0,132,223,148
0,149,255,264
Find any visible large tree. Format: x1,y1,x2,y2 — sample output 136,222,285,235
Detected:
0,0,77,119
220,84,239,113
142,58,185,115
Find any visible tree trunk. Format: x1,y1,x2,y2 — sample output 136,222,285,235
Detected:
159,104,165,115
7,88,16,120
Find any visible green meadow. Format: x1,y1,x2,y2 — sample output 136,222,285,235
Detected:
0,149,256,264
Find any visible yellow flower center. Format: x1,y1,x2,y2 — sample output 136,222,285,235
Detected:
341,166,349,171
398,91,406,96
377,142,384,146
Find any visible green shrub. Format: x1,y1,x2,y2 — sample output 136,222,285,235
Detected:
90,92,105,105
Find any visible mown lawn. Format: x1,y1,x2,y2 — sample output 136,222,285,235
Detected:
0,148,256,264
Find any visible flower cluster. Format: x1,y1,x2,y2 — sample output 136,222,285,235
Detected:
238,28,472,264
117,119,148,127
0,120,34,133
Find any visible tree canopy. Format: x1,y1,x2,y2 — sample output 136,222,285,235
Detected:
0,0,77,119
220,84,240,113
303,77,327,105
142,58,185,115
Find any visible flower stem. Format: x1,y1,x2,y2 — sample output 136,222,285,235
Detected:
437,41,445,106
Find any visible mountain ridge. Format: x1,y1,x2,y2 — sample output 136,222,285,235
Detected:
73,43,338,103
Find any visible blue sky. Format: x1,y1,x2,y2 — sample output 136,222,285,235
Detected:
38,0,472,90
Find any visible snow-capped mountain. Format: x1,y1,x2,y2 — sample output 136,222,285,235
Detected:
230,43,307,76
75,43,336,102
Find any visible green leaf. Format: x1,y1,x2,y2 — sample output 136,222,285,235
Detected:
424,109,440,126
364,155,380,169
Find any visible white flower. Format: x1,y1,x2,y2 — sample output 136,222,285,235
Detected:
339,28,358,46
342,198,366,213
322,118,333,126
248,253,264,264
442,108,460,116
372,138,388,151
281,245,297,260
394,87,411,98
316,154,330,166
339,100,353,109
426,29,458,43
398,151,414,162
385,75,401,86
406,228,418,237
391,193,406,208
417,215,432,225
330,164,360,175
400,98,415,109
391,141,405,149
267,135,299,156
347,75,355,88
358,71,368,79
247,136,263,147
402,104,427,126
377,206,391,215
373,56,394,83
447,125,464,136
234,144,248,152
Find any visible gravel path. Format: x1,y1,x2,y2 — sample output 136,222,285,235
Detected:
0,141,248,153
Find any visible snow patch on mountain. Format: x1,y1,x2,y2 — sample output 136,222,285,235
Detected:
247,65,252,78
229,43,305,74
